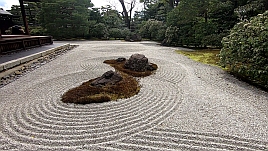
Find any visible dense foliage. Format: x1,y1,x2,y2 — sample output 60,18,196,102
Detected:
39,0,92,39
137,0,267,47
164,0,237,47
7,0,268,42
6,0,268,89
220,10,268,88
139,19,166,41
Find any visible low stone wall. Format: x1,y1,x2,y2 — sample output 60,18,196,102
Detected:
0,44,71,72
0,44,77,88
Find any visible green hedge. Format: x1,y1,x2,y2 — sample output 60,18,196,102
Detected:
220,11,268,89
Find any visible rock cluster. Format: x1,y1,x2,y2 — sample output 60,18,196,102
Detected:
0,45,77,88
91,70,123,87
124,54,155,72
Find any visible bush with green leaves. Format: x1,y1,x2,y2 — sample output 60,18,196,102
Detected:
201,33,227,48
29,26,46,36
109,28,123,39
164,26,179,46
139,19,166,41
121,28,131,38
220,11,268,88
90,23,109,39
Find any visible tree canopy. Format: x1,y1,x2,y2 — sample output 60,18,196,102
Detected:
39,0,92,39
7,0,268,42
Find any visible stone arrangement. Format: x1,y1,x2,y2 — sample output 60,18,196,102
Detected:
91,70,123,87
124,54,155,72
61,53,157,104
0,41,267,150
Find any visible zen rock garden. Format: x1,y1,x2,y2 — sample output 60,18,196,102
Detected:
61,54,158,104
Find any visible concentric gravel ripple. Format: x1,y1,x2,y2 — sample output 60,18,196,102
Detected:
0,56,185,150
1,41,267,150
102,128,268,151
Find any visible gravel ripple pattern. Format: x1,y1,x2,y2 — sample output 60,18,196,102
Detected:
0,41,267,150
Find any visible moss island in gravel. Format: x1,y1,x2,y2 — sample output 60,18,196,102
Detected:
61,54,158,104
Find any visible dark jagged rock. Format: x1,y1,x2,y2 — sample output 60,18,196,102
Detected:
116,57,126,62
124,54,153,72
91,70,123,87
146,63,156,71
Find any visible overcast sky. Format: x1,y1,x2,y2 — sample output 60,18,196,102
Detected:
0,0,142,12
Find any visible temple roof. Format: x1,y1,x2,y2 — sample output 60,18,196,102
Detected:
0,8,13,16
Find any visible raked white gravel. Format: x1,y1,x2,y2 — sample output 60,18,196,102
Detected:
0,41,267,150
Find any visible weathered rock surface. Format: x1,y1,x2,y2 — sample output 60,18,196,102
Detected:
124,54,155,72
91,70,123,87
116,58,126,62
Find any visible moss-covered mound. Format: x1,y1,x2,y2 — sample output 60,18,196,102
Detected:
61,72,140,104
104,59,158,77
61,55,158,104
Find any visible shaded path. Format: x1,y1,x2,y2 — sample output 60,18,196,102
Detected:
0,41,267,150
0,42,65,64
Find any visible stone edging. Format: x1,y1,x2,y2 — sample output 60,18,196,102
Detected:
0,44,77,88
0,44,70,72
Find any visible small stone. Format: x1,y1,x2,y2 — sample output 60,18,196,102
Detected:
3,75,10,79
116,58,126,62
38,57,44,62
15,71,22,75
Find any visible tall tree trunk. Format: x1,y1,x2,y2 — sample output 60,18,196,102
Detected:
265,0,268,10
169,0,174,8
204,12,208,23
119,0,130,29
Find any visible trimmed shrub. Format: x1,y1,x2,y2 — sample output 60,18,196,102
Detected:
163,26,179,46
30,26,46,36
90,23,109,39
139,19,166,41
109,28,122,39
121,28,131,38
220,11,268,89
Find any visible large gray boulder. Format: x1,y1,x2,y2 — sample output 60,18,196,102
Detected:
91,70,122,87
124,54,152,72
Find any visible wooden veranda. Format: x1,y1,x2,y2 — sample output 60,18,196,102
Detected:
0,35,53,55
0,0,53,55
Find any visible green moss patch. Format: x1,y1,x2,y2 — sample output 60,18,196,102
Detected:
61,72,140,104
61,57,157,104
176,49,221,68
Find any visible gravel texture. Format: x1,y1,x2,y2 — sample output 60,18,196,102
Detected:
0,41,267,150
0,45,77,88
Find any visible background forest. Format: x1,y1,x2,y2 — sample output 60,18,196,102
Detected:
7,0,268,89
8,0,267,45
